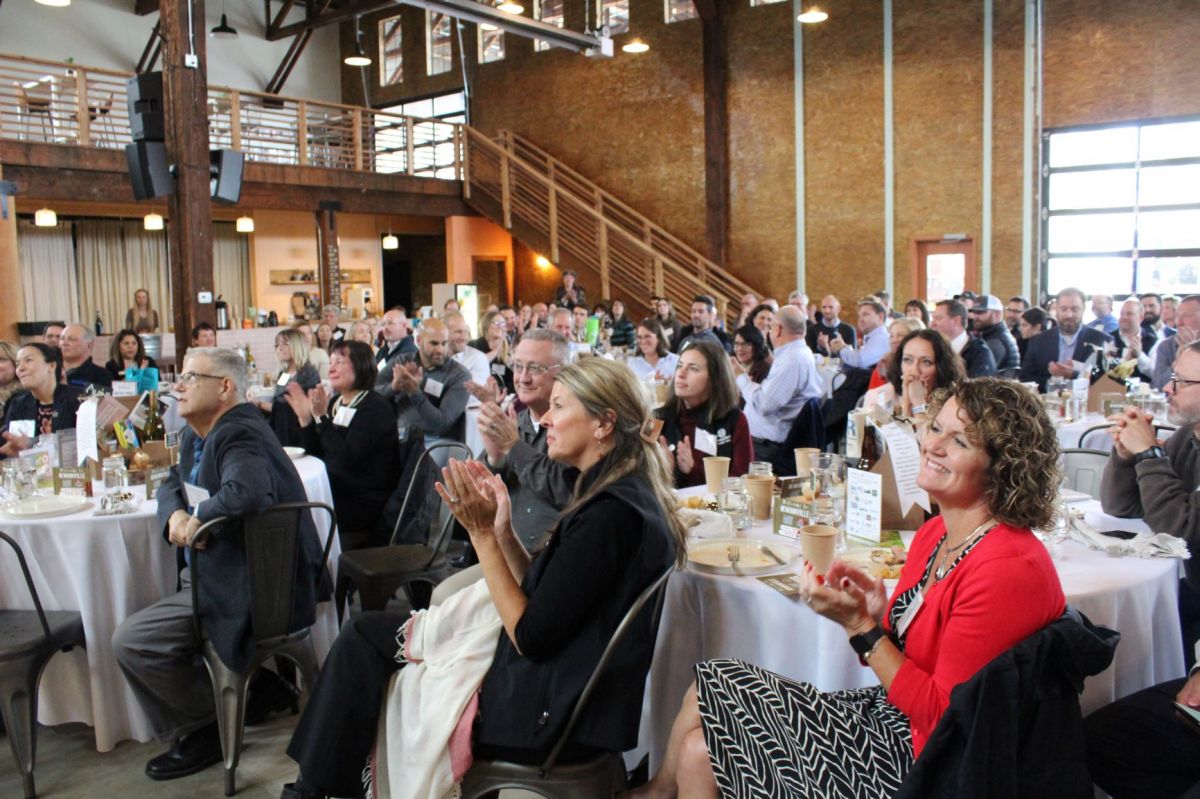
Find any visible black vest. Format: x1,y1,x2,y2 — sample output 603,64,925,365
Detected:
658,404,741,480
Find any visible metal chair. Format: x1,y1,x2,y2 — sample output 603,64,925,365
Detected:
1061,448,1110,500
0,531,86,799
459,566,676,799
15,84,54,142
335,441,472,622
1076,423,1114,450
189,502,337,796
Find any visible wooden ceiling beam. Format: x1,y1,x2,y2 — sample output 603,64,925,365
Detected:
267,0,396,41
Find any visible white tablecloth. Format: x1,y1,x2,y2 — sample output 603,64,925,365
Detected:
637,489,1185,770
0,455,342,752
465,407,483,457
1057,413,1115,451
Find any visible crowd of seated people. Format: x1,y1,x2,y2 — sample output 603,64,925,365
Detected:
8,273,1200,797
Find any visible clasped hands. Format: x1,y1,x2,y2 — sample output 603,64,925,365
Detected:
435,459,511,544
1108,406,1160,459
798,560,887,636
167,508,207,550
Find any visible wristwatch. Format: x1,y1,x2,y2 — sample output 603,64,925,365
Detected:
1134,445,1166,464
849,626,888,665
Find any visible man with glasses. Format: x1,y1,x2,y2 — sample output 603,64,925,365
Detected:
112,347,324,782
1087,338,1200,798
391,317,470,449
475,329,575,552
373,307,417,395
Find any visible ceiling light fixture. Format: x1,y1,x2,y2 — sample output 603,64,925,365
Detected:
344,15,373,66
622,38,649,53
144,213,164,231
211,0,238,39
34,0,71,7
535,255,552,268
34,208,57,226
382,232,399,250
497,2,524,13
236,215,255,233
797,6,828,23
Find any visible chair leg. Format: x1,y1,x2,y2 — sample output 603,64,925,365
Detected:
334,574,352,626
0,679,39,799
203,650,250,797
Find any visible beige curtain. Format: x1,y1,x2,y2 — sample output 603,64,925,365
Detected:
75,219,171,333
18,219,80,323
212,222,251,324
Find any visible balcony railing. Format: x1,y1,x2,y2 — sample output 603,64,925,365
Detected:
0,53,462,179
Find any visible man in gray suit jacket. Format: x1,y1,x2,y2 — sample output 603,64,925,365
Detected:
112,348,323,782
1152,295,1200,390
373,307,417,395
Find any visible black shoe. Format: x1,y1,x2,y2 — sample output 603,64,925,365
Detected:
144,723,223,781
280,779,326,799
245,669,301,726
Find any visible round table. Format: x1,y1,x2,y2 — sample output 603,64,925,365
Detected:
1056,413,1115,451
637,488,1185,770
0,455,342,752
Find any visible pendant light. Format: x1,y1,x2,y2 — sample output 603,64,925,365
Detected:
144,213,164,231
497,2,524,13
34,208,57,226
797,6,829,23
35,0,71,7
382,233,399,250
236,215,255,233
622,39,650,53
344,16,373,67
211,5,239,40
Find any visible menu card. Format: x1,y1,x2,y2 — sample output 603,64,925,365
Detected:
53,467,93,497
144,465,172,498
878,422,931,515
846,467,884,543
112,381,138,397
76,398,99,465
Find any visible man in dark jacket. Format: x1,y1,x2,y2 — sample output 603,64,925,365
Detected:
1111,297,1157,382
59,323,113,391
1019,287,1112,391
112,347,324,781
806,294,858,356
969,295,1021,377
931,299,996,378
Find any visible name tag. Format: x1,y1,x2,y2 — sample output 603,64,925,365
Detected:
491,363,507,377
276,372,290,387
184,482,210,508
425,378,445,398
895,590,925,640
333,406,357,427
8,420,35,439
693,428,718,456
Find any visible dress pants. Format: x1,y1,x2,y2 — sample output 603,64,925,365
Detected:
111,569,216,742
1083,678,1200,798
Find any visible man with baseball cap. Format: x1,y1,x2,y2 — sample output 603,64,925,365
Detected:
969,294,1021,377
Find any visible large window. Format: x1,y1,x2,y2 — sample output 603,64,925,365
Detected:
376,91,466,179
665,0,698,22
426,11,453,75
478,25,505,63
596,0,630,35
1043,117,1200,296
378,15,403,86
534,0,565,52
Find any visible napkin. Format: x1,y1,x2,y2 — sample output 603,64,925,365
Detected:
680,508,735,539
1069,513,1190,559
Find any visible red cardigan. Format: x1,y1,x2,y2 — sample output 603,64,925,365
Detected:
883,517,1065,758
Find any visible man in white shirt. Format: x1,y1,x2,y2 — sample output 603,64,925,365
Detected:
826,299,890,370
444,311,490,388
736,306,824,472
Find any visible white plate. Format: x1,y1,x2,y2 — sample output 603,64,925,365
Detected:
283,446,306,460
0,495,93,519
688,538,800,576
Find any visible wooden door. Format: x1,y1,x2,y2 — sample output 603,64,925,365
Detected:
911,238,976,302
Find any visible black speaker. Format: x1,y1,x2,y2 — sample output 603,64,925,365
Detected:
209,149,244,204
126,72,164,142
125,140,172,200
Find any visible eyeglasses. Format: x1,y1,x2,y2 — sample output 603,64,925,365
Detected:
511,361,558,376
1168,373,1200,392
176,371,227,387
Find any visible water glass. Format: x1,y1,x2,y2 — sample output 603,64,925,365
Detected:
719,477,750,532
102,455,128,491
747,461,773,477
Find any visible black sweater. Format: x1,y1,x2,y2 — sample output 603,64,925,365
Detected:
299,390,402,548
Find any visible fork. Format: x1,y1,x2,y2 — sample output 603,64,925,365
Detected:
727,544,741,574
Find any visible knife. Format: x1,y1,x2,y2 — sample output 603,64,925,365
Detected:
760,545,787,566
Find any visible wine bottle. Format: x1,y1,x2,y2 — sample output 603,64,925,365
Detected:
140,391,166,442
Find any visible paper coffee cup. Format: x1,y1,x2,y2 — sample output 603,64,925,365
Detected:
744,474,775,520
703,456,730,496
654,382,670,406
794,447,820,476
800,524,839,574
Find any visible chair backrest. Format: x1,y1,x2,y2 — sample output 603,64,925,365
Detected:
1061,448,1110,500
388,441,472,546
1076,423,1113,449
0,531,51,639
784,397,826,455
541,566,675,774
189,502,337,645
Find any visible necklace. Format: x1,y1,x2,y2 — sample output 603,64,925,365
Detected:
932,518,996,582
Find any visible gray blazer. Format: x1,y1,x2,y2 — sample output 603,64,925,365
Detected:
491,408,579,552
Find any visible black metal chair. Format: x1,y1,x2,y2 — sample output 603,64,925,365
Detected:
0,531,87,799
335,441,472,622
459,566,676,798
188,502,337,796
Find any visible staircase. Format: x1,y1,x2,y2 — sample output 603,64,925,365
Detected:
461,128,760,326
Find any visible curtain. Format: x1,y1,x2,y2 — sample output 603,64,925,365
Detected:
18,219,80,323
212,222,251,324
75,219,171,334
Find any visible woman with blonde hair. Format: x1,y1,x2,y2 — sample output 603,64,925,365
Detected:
348,320,375,353
282,357,685,799
261,328,321,447
125,288,160,333
469,310,515,394
0,341,21,424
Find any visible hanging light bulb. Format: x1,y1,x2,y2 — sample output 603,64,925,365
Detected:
35,0,71,7
344,15,373,66
622,39,650,53
797,6,829,23
144,213,164,231
34,208,57,226
236,215,255,233
382,233,399,250
497,2,524,13
535,255,552,268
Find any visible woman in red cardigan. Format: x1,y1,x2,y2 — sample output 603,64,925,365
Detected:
629,378,1066,798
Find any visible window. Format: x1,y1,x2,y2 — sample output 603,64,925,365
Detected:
1042,117,1200,296
426,11,453,76
478,25,505,63
597,0,630,35
535,0,565,52
376,91,466,179
378,15,403,86
665,0,697,22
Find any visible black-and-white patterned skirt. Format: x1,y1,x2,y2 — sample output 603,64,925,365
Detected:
696,659,914,799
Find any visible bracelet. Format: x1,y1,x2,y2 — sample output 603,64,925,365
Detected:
862,634,887,663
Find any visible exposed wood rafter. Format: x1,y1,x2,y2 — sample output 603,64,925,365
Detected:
136,20,163,74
